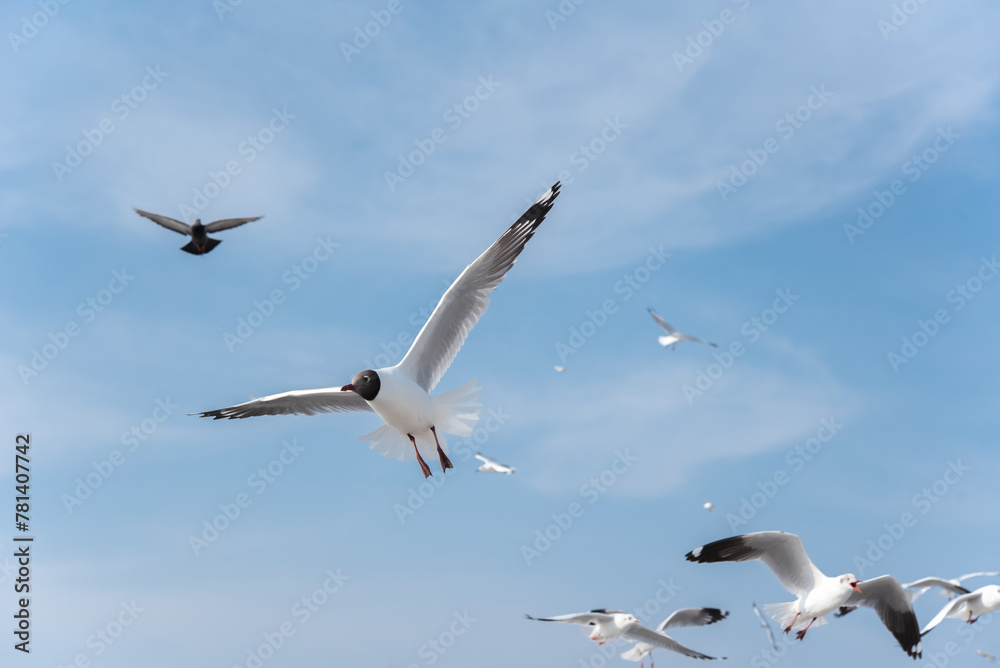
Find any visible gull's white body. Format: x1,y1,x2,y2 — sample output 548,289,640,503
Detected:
922,586,1000,634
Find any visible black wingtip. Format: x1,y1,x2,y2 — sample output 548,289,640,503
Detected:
685,535,753,564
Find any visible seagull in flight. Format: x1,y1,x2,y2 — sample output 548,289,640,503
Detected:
196,183,560,478
921,585,1000,635
685,531,922,659
134,209,262,255
526,609,723,660
836,571,999,618
620,607,729,666
752,602,778,650
474,453,516,475
648,308,717,350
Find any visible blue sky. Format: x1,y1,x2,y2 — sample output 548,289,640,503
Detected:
2,0,999,666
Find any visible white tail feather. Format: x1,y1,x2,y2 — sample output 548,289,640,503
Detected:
432,380,483,438
357,380,482,462
762,602,825,630
621,644,651,662
358,424,414,461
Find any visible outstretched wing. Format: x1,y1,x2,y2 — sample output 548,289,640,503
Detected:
658,607,729,632
622,625,723,660
648,308,676,334
135,208,191,235
905,577,971,599
397,183,560,392
685,531,825,598
195,387,373,419
678,333,719,347
525,611,611,626
204,216,263,233
843,575,922,658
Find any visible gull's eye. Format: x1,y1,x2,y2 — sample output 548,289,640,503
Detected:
363,375,370,382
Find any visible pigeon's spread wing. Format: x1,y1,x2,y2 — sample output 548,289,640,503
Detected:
204,216,263,233
622,625,723,660
686,531,824,598
397,183,560,392
658,608,729,632
648,308,676,334
196,388,373,419
134,209,191,235
843,575,922,658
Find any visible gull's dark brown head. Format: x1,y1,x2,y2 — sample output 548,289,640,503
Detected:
342,370,380,401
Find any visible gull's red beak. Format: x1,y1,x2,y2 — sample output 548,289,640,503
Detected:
341,384,356,392
852,581,862,593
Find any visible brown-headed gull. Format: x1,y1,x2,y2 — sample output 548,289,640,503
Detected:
685,531,922,659
836,572,999,618
197,183,560,477
648,308,717,350
525,609,722,659
620,607,729,666
921,585,1000,635
474,453,516,475
134,209,262,255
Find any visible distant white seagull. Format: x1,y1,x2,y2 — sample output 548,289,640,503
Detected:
836,572,999,618
648,308,717,350
703,501,715,512
921,585,1000,635
686,531,922,659
526,610,722,659
553,365,566,373
134,209,262,255
752,602,778,650
978,650,1000,665
197,183,561,477
475,453,516,475
620,607,729,666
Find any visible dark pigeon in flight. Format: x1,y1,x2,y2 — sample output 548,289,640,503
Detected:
134,209,262,255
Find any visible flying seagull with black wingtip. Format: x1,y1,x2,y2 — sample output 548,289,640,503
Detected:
195,183,560,478
648,308,718,350
526,609,724,659
685,531,922,659
620,607,729,666
836,571,998,618
134,208,262,255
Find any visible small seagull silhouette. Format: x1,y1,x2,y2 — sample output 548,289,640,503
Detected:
134,209,262,255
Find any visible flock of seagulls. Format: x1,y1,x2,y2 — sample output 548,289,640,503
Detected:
130,183,993,664
528,531,997,662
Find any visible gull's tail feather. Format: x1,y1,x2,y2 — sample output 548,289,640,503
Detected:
358,424,414,462
358,380,482,462
432,380,483,439
762,602,825,630
621,645,650,662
